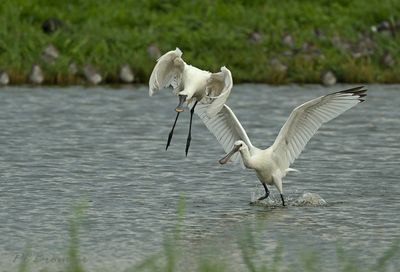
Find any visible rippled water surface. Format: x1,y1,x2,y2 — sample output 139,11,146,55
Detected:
0,85,399,271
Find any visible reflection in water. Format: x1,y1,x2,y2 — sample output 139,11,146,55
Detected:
0,85,399,271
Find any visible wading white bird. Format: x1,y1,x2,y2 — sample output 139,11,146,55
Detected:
149,48,233,156
195,86,367,206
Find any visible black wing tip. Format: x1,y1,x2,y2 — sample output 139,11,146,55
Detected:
335,86,367,102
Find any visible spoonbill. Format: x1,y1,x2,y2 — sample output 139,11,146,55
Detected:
149,48,233,156
195,86,367,206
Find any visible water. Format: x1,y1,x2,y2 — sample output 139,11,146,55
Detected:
0,85,399,271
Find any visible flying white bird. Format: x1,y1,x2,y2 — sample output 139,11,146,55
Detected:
149,48,233,155
195,86,367,206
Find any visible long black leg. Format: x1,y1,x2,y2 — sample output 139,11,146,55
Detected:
280,194,286,206
166,111,180,150
185,101,198,156
258,183,270,200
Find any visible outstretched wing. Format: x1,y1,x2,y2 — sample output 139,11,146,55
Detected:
195,104,254,165
148,48,185,96
271,86,367,170
201,66,233,118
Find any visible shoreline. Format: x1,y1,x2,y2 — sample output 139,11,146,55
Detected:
1,1,399,86
1,66,400,86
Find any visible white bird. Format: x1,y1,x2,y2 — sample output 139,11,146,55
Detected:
149,48,233,155
195,86,367,206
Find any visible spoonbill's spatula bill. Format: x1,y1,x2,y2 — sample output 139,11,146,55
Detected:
196,86,367,206
149,48,233,156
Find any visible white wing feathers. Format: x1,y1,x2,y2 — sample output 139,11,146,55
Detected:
149,48,185,96
203,66,233,118
271,86,367,170
196,104,253,164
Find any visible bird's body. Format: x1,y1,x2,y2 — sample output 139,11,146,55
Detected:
149,48,233,155
197,87,367,205
233,142,294,197
247,149,278,184
178,65,211,103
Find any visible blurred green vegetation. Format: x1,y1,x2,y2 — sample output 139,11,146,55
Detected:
16,200,399,272
0,0,399,84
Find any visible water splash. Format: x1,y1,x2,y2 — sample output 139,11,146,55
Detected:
293,192,327,206
250,192,327,207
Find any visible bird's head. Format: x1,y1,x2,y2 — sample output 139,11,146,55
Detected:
235,140,247,150
218,140,247,165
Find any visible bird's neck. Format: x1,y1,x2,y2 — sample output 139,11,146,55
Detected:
239,148,253,168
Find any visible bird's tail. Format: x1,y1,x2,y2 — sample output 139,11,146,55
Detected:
286,168,300,174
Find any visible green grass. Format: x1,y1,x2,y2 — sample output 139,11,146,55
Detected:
0,0,399,84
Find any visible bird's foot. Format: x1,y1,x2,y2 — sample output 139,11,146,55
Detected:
257,195,268,201
249,196,269,206
166,131,173,150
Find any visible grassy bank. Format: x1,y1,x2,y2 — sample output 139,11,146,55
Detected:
0,0,400,85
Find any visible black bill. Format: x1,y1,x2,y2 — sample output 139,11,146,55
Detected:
219,145,241,164
175,95,187,112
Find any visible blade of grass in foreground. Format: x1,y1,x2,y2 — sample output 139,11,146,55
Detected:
65,203,87,272
373,240,400,272
17,246,31,272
